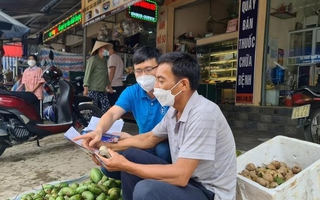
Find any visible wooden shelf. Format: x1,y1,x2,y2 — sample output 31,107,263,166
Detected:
196,32,238,46
179,38,196,44
270,11,297,19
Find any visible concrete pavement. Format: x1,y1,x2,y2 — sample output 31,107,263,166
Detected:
122,122,306,152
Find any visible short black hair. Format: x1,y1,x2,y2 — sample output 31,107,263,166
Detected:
132,46,160,65
158,52,200,90
28,54,38,62
107,40,117,51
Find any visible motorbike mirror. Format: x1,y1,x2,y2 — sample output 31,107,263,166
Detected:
40,60,46,67
49,50,54,60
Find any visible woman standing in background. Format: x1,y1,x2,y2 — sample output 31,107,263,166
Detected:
19,54,45,100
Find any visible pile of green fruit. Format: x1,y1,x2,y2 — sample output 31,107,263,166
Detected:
18,168,122,200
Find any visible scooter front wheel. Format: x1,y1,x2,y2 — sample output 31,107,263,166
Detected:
75,104,103,129
305,109,320,144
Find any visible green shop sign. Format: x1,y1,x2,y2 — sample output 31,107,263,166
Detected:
43,10,82,42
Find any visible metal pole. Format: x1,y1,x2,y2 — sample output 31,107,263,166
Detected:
83,26,87,69
261,0,271,106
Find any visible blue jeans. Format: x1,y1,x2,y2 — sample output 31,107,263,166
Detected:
101,140,172,180
121,148,214,200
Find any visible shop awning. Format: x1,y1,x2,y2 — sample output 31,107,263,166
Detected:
0,11,30,40
82,0,142,27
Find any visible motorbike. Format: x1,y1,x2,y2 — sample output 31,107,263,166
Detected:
0,63,102,157
291,66,320,144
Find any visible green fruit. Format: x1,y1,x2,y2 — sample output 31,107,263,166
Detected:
44,187,53,194
81,191,95,200
69,194,81,200
103,180,118,188
69,182,79,189
75,185,88,193
37,190,46,196
84,180,93,184
51,188,59,194
43,184,54,189
56,196,64,200
23,192,34,199
32,194,42,199
48,197,56,200
90,168,102,183
51,193,58,198
236,150,242,157
59,182,69,188
87,184,102,195
108,187,121,199
115,180,121,187
58,187,76,197
101,175,108,182
98,184,109,193
96,192,106,200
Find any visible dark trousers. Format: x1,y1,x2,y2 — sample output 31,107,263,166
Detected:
88,91,109,114
121,148,215,200
101,140,172,180
108,86,126,107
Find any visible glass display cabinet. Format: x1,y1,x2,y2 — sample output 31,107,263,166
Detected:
195,32,238,104
196,38,238,83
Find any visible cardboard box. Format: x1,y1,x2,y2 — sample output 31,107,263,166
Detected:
236,136,320,200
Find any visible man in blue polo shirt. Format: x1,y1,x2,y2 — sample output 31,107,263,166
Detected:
77,46,170,179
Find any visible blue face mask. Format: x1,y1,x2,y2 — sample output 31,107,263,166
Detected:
103,49,109,56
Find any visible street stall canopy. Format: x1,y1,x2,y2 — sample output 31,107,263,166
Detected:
0,11,30,40
0,0,81,38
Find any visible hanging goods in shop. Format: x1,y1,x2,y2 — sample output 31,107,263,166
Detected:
272,64,285,85
113,19,144,38
97,25,112,42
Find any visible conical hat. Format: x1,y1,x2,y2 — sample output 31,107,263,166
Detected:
91,41,111,55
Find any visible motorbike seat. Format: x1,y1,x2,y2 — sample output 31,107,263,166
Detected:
0,90,40,113
56,79,73,123
296,86,320,96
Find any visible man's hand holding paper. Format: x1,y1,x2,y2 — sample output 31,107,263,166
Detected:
73,117,125,150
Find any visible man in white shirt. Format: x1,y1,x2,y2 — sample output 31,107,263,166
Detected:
85,51,237,200
106,41,125,106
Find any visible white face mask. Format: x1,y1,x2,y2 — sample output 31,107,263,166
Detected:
136,75,156,92
153,81,182,107
28,60,36,67
103,49,109,56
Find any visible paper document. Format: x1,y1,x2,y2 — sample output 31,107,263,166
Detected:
64,126,96,155
64,127,107,168
86,116,124,134
84,116,124,142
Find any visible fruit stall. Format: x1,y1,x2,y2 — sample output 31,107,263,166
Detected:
8,168,122,200
8,135,320,200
